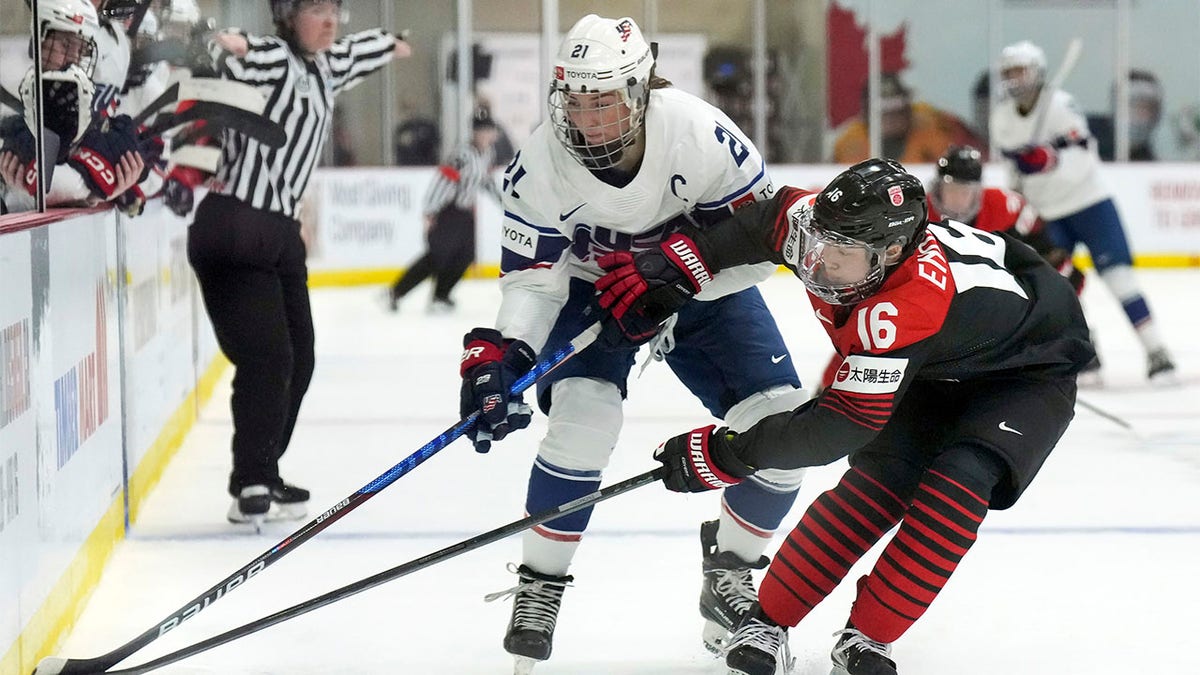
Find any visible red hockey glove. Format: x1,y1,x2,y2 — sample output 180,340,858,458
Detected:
459,328,536,453
595,233,713,320
1012,144,1057,175
163,165,209,217
653,425,756,493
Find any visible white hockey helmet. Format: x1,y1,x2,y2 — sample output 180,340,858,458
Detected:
20,64,95,149
32,0,100,76
548,14,655,170
999,40,1046,102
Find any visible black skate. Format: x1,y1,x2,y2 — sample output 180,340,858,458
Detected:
700,520,769,654
1146,348,1177,386
267,481,309,520
830,626,897,675
227,485,271,531
484,564,573,674
725,604,794,675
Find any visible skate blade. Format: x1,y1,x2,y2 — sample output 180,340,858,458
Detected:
703,619,732,656
513,655,539,675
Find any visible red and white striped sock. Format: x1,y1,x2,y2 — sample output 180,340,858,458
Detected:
849,468,989,642
759,467,907,626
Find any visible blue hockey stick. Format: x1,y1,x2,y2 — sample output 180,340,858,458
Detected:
34,322,602,675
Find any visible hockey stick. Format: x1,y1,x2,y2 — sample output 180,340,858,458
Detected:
1,85,23,115
98,466,667,674
130,82,180,128
1076,396,1134,432
1029,37,1083,144
33,322,604,675
142,103,284,149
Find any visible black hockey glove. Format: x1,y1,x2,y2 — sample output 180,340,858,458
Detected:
654,425,757,493
459,328,536,453
595,232,713,324
69,115,147,200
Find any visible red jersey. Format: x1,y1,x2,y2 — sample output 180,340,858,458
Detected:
928,186,1039,237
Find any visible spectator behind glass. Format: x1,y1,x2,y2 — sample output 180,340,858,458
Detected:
833,72,986,163
1088,69,1164,161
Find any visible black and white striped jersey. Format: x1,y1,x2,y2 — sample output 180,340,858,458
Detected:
423,142,498,215
209,29,395,218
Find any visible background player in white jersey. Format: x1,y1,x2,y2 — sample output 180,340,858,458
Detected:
458,14,808,671
0,0,146,214
989,40,1176,384
614,159,1094,675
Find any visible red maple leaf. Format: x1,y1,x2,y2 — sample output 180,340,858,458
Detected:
826,1,909,127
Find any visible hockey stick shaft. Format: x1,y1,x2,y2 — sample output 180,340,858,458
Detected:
1,85,23,115
104,466,667,674
1076,396,1133,431
33,322,603,675
1029,37,1082,143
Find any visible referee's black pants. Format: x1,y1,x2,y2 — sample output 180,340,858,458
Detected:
390,205,475,303
188,193,316,496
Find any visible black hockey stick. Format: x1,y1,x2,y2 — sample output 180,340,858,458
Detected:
1076,396,1134,432
130,82,180,127
1,85,23,114
32,322,603,675
143,102,285,148
100,466,667,674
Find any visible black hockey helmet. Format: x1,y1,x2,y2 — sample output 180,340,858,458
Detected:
932,145,984,222
801,159,928,304
269,0,342,31
937,145,983,183
813,158,927,254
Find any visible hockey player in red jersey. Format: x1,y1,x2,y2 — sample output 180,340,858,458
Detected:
928,144,1080,289
816,145,1083,391
596,158,1095,675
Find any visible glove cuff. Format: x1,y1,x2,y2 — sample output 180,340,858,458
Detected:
686,425,750,489
708,427,757,479
461,327,505,376
502,338,537,375
660,233,713,293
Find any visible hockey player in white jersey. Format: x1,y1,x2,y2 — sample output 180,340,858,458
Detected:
990,40,1176,384
459,14,809,672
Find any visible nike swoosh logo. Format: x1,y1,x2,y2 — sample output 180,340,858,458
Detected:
771,354,788,364
998,421,1023,436
559,203,587,221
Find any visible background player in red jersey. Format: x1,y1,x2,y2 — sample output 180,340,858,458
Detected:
595,158,1095,675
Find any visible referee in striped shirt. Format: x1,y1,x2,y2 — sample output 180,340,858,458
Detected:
187,0,411,525
387,107,501,312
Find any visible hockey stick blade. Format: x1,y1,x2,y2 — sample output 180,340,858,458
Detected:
31,321,601,675
145,102,285,149
100,467,667,674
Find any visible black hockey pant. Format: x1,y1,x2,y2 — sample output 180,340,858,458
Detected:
188,193,316,496
390,205,475,302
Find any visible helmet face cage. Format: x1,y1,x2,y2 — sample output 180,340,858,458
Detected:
35,0,99,77
20,64,95,149
548,15,654,170
932,145,983,221
807,158,927,303
999,41,1045,102
796,217,890,305
548,78,648,170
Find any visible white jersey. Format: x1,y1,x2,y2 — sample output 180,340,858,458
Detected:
990,89,1108,220
496,87,777,351
92,20,131,117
